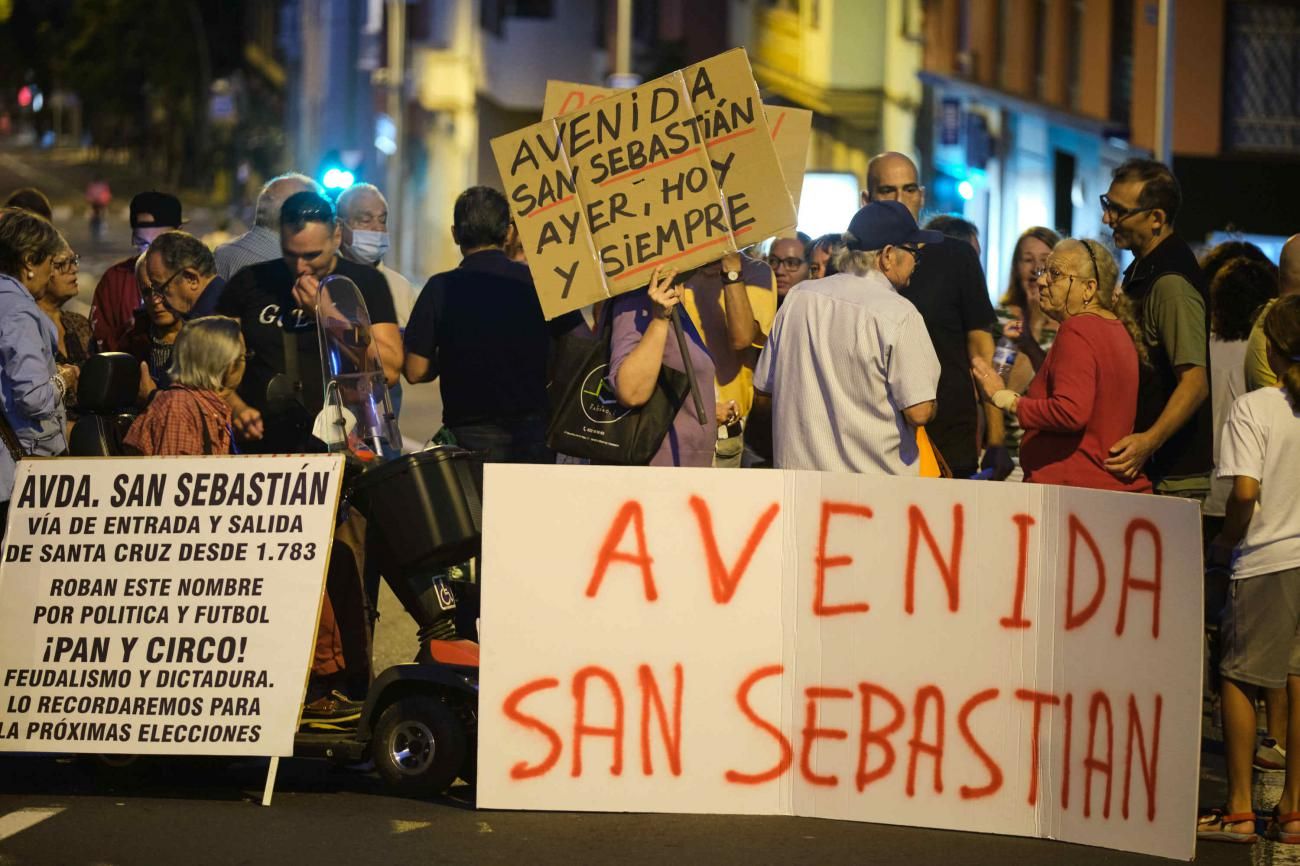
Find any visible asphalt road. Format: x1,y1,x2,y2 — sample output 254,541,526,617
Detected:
0,751,1261,866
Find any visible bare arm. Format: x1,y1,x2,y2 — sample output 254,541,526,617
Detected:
1211,475,1260,568
966,329,1005,447
614,265,679,408
720,253,759,351
371,322,403,387
903,400,937,427
1105,364,1209,479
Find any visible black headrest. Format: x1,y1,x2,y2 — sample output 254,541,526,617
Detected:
78,353,141,413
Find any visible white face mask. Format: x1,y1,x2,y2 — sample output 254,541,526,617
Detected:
347,229,390,265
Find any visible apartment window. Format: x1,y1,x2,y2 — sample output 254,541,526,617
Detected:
1067,0,1084,110
1109,0,1134,125
513,0,553,17
1225,2,1300,152
481,0,554,36
957,0,973,77
1032,0,1047,99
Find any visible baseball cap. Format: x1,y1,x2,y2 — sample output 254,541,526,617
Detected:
845,200,943,250
129,191,184,229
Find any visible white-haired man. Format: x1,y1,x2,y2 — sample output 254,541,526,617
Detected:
215,172,321,281
753,201,942,475
336,183,417,328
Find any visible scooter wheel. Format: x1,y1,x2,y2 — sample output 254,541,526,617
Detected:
372,694,466,797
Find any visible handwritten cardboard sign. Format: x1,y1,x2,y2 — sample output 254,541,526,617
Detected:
0,455,343,757
492,48,797,319
478,466,1202,861
542,80,813,210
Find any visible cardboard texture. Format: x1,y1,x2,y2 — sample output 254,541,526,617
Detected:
542,79,813,210
478,465,1203,861
492,48,797,319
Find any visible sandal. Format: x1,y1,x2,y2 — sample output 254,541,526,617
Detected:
1267,809,1300,844
1197,808,1258,843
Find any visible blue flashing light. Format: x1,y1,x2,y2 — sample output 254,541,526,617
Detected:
958,180,975,201
322,168,355,190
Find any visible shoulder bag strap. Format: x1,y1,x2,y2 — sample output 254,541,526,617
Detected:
0,409,25,461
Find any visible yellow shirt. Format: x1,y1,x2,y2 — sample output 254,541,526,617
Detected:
1246,298,1278,390
680,259,777,419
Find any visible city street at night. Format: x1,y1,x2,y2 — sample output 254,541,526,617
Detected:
3,1,1300,864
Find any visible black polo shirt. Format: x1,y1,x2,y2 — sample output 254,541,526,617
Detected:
404,249,576,427
900,240,996,474
217,256,397,450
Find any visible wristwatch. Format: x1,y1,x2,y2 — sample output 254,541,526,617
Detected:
723,268,741,284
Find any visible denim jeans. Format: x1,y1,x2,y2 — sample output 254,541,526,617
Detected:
449,414,553,464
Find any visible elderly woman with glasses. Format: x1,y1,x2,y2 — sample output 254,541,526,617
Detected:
972,238,1152,492
0,208,75,524
37,242,92,367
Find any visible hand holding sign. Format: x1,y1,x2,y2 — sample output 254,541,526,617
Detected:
647,265,681,320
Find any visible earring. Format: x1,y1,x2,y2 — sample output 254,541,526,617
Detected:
25,270,33,280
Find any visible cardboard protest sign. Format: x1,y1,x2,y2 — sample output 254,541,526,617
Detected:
492,48,797,320
542,80,813,209
0,455,343,757
478,466,1202,861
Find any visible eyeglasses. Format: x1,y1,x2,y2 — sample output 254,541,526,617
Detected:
766,255,805,271
898,244,922,260
143,269,184,298
52,255,80,272
1099,194,1153,222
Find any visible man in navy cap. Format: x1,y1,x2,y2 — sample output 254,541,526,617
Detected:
752,200,942,475
89,191,184,352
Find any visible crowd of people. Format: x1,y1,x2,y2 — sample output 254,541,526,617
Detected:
0,153,1298,838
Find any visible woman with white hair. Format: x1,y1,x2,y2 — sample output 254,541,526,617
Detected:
124,316,246,455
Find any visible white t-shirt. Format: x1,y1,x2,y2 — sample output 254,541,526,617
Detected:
1205,336,1249,517
753,270,940,475
1217,386,1300,579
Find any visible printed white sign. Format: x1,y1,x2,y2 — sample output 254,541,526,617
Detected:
0,455,343,757
478,466,1202,861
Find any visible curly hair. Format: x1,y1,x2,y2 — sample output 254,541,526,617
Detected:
1263,295,1300,409
1210,257,1278,342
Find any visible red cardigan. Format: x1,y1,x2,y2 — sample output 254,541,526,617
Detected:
1017,314,1153,493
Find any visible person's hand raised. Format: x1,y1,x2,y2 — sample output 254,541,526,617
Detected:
647,264,681,321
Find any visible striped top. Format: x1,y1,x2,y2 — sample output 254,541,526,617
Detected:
214,226,281,281
754,270,941,475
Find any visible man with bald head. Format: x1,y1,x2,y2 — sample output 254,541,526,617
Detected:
864,152,998,478
215,172,321,281
1246,234,1300,390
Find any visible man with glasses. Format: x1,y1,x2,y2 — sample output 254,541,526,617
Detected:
143,231,227,321
753,200,942,475
863,152,997,479
1101,159,1212,499
768,234,810,303
90,191,184,352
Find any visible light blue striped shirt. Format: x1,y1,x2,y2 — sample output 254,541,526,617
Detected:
214,226,281,281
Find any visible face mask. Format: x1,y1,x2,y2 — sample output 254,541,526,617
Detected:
347,229,390,265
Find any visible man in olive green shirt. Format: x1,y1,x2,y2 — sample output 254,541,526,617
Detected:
1246,234,1299,390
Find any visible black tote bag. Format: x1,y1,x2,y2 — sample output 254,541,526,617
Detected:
546,307,691,465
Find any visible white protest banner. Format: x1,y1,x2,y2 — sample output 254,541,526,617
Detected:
0,455,343,757
478,466,1202,861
